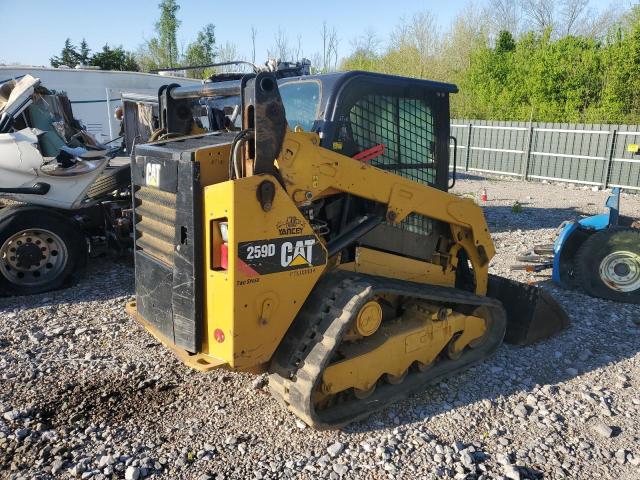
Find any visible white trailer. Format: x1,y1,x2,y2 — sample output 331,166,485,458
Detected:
0,66,201,143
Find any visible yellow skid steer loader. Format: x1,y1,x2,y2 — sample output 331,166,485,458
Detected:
127,71,568,429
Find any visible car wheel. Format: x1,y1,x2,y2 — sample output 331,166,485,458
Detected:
0,206,87,295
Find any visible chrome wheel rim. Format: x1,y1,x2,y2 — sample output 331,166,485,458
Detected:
598,251,640,293
0,229,68,287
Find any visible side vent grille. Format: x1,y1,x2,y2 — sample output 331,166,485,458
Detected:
134,186,176,265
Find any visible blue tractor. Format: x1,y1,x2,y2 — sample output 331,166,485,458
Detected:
513,187,640,304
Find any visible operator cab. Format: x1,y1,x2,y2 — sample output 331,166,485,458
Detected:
278,71,457,192
278,72,458,264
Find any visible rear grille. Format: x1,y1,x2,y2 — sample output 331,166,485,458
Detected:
130,145,207,353
134,186,176,266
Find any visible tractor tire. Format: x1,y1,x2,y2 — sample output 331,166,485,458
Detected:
575,227,640,304
0,206,87,296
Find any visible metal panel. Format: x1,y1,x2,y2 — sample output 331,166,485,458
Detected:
131,138,215,354
450,119,640,189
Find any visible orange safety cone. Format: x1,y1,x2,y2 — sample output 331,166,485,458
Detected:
480,187,488,202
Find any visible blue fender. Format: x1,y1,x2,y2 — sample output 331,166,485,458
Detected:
552,222,580,287
551,188,622,287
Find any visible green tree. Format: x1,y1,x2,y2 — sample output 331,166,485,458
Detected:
340,30,380,72
137,0,182,71
184,24,217,78
50,38,80,68
91,45,140,71
440,8,490,116
495,30,516,53
340,48,379,71
459,28,608,122
336,4,640,123
596,6,640,123
78,39,91,66
156,0,181,68
136,38,163,72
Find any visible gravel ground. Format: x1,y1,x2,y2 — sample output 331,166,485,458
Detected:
1,176,639,480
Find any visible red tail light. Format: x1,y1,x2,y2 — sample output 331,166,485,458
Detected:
211,220,228,271
220,242,228,270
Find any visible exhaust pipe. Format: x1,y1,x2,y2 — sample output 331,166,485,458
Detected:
169,80,241,100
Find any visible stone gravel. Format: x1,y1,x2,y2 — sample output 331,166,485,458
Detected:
1,175,639,480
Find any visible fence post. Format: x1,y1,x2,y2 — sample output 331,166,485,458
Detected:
464,123,473,172
523,125,535,180
603,129,617,189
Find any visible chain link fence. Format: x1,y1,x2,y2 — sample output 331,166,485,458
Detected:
450,120,640,190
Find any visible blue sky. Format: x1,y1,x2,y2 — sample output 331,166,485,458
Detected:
0,0,628,67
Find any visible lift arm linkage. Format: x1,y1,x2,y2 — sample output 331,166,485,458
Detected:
275,131,495,294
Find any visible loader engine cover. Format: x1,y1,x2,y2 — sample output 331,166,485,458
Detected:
131,133,236,352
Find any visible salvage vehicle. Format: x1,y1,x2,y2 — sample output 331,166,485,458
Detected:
512,185,640,304
0,75,131,295
126,71,569,429
0,65,202,143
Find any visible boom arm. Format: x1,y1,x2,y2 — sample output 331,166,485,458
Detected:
276,130,495,295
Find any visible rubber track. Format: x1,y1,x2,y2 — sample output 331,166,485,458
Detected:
268,271,507,430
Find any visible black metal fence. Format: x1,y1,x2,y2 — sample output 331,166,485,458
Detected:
450,120,640,190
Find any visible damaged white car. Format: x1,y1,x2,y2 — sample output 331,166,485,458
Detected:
0,75,131,295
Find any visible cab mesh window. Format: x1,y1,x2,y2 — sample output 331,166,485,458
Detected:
349,95,436,186
348,95,437,237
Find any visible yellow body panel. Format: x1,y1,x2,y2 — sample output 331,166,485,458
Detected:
126,301,226,371
321,304,486,394
202,174,327,369
339,247,456,287
195,143,232,186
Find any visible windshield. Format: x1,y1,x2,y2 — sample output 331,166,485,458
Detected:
278,81,321,132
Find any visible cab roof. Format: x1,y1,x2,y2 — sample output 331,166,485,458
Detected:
280,70,458,94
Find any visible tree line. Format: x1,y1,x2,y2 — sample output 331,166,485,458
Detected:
50,39,139,71
49,0,217,78
341,2,640,124
48,0,640,124
49,0,340,78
